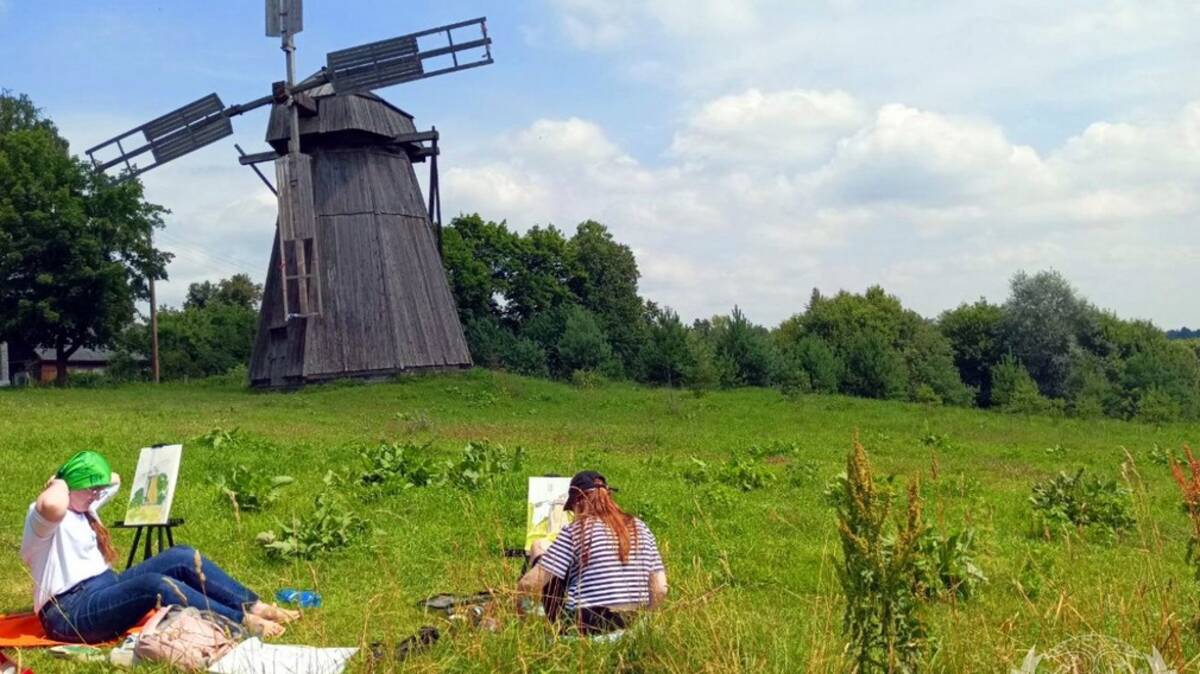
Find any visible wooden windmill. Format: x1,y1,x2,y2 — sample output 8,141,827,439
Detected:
85,1,490,388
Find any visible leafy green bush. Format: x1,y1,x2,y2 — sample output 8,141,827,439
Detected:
746,440,798,460
257,494,368,559
1146,443,1184,466
718,454,776,492
464,316,517,369
357,440,524,493
213,465,294,513
990,356,1059,414
1029,469,1135,539
193,427,247,450
914,527,986,601
358,441,440,492
1135,386,1182,424
681,456,712,485
679,453,776,492
786,459,820,487
569,368,606,389
64,371,114,388
503,338,548,377
445,440,525,491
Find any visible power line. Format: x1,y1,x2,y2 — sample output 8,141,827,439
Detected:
157,233,265,276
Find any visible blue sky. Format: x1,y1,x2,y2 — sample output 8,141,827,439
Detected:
3,1,1199,328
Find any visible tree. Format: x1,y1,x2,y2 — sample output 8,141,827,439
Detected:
783,335,842,394
903,320,973,406
557,305,613,374
566,221,645,372
639,304,693,386
710,306,784,388
1000,270,1091,398
185,273,262,311
116,274,263,380
441,214,519,323
843,331,908,400
939,299,1004,405
504,225,572,325
0,92,169,384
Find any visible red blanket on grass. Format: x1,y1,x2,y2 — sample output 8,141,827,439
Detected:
0,611,146,648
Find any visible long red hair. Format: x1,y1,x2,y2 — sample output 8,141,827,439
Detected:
572,485,637,567
85,512,118,565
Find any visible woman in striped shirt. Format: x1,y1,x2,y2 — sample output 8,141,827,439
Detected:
516,471,668,635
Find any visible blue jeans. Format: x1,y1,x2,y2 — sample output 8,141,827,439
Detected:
40,546,259,644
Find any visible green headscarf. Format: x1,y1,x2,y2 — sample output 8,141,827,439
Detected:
56,451,113,491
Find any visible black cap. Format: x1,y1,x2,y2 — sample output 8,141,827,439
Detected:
564,470,613,511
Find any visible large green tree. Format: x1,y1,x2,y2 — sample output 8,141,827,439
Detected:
566,221,644,373
0,92,169,384
999,270,1092,398
938,298,1004,404
185,273,262,311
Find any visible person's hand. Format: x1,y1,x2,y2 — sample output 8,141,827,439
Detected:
110,472,121,486
44,475,64,490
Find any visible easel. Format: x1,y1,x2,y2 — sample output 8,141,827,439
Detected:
113,518,184,570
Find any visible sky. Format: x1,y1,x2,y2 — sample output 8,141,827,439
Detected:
2,1,1198,329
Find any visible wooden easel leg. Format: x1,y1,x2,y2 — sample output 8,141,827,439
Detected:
157,526,165,555
126,527,143,570
142,526,153,562
166,526,176,547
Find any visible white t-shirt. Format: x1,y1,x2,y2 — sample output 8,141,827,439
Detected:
20,485,118,613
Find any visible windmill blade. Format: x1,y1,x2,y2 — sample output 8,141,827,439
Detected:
85,94,233,180
326,17,493,95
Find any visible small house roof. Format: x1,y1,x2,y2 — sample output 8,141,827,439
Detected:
34,347,117,363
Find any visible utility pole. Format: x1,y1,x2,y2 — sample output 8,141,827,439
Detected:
149,231,160,384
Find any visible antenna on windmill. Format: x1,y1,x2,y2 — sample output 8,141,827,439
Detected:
266,0,320,319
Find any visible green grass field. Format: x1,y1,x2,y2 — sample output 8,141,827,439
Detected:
2,370,1199,672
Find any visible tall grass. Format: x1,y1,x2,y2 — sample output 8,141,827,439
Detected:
0,370,1197,672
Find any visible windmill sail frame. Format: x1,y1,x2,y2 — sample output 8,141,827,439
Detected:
85,94,232,178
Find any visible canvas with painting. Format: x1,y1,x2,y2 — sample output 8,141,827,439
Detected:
124,444,183,526
525,477,572,552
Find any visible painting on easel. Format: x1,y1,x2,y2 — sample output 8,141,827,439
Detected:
525,477,573,552
124,444,183,526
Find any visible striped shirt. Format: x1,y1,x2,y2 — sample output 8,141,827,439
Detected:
537,517,665,612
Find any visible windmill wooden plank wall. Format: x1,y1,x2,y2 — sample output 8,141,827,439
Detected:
249,91,471,388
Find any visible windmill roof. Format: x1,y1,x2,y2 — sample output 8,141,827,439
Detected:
299,70,414,119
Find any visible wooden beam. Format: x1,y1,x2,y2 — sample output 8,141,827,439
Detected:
239,150,280,165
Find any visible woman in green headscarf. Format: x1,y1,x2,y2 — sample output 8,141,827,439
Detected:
21,451,301,643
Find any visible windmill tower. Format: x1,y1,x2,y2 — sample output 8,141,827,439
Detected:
85,2,490,388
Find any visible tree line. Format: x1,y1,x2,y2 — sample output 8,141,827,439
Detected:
443,214,1200,423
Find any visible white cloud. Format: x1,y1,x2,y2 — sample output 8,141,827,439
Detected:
814,104,1057,209
670,89,867,167
443,89,1200,327
542,0,1200,131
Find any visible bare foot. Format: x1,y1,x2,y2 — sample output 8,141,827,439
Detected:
244,614,286,639
250,601,301,624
